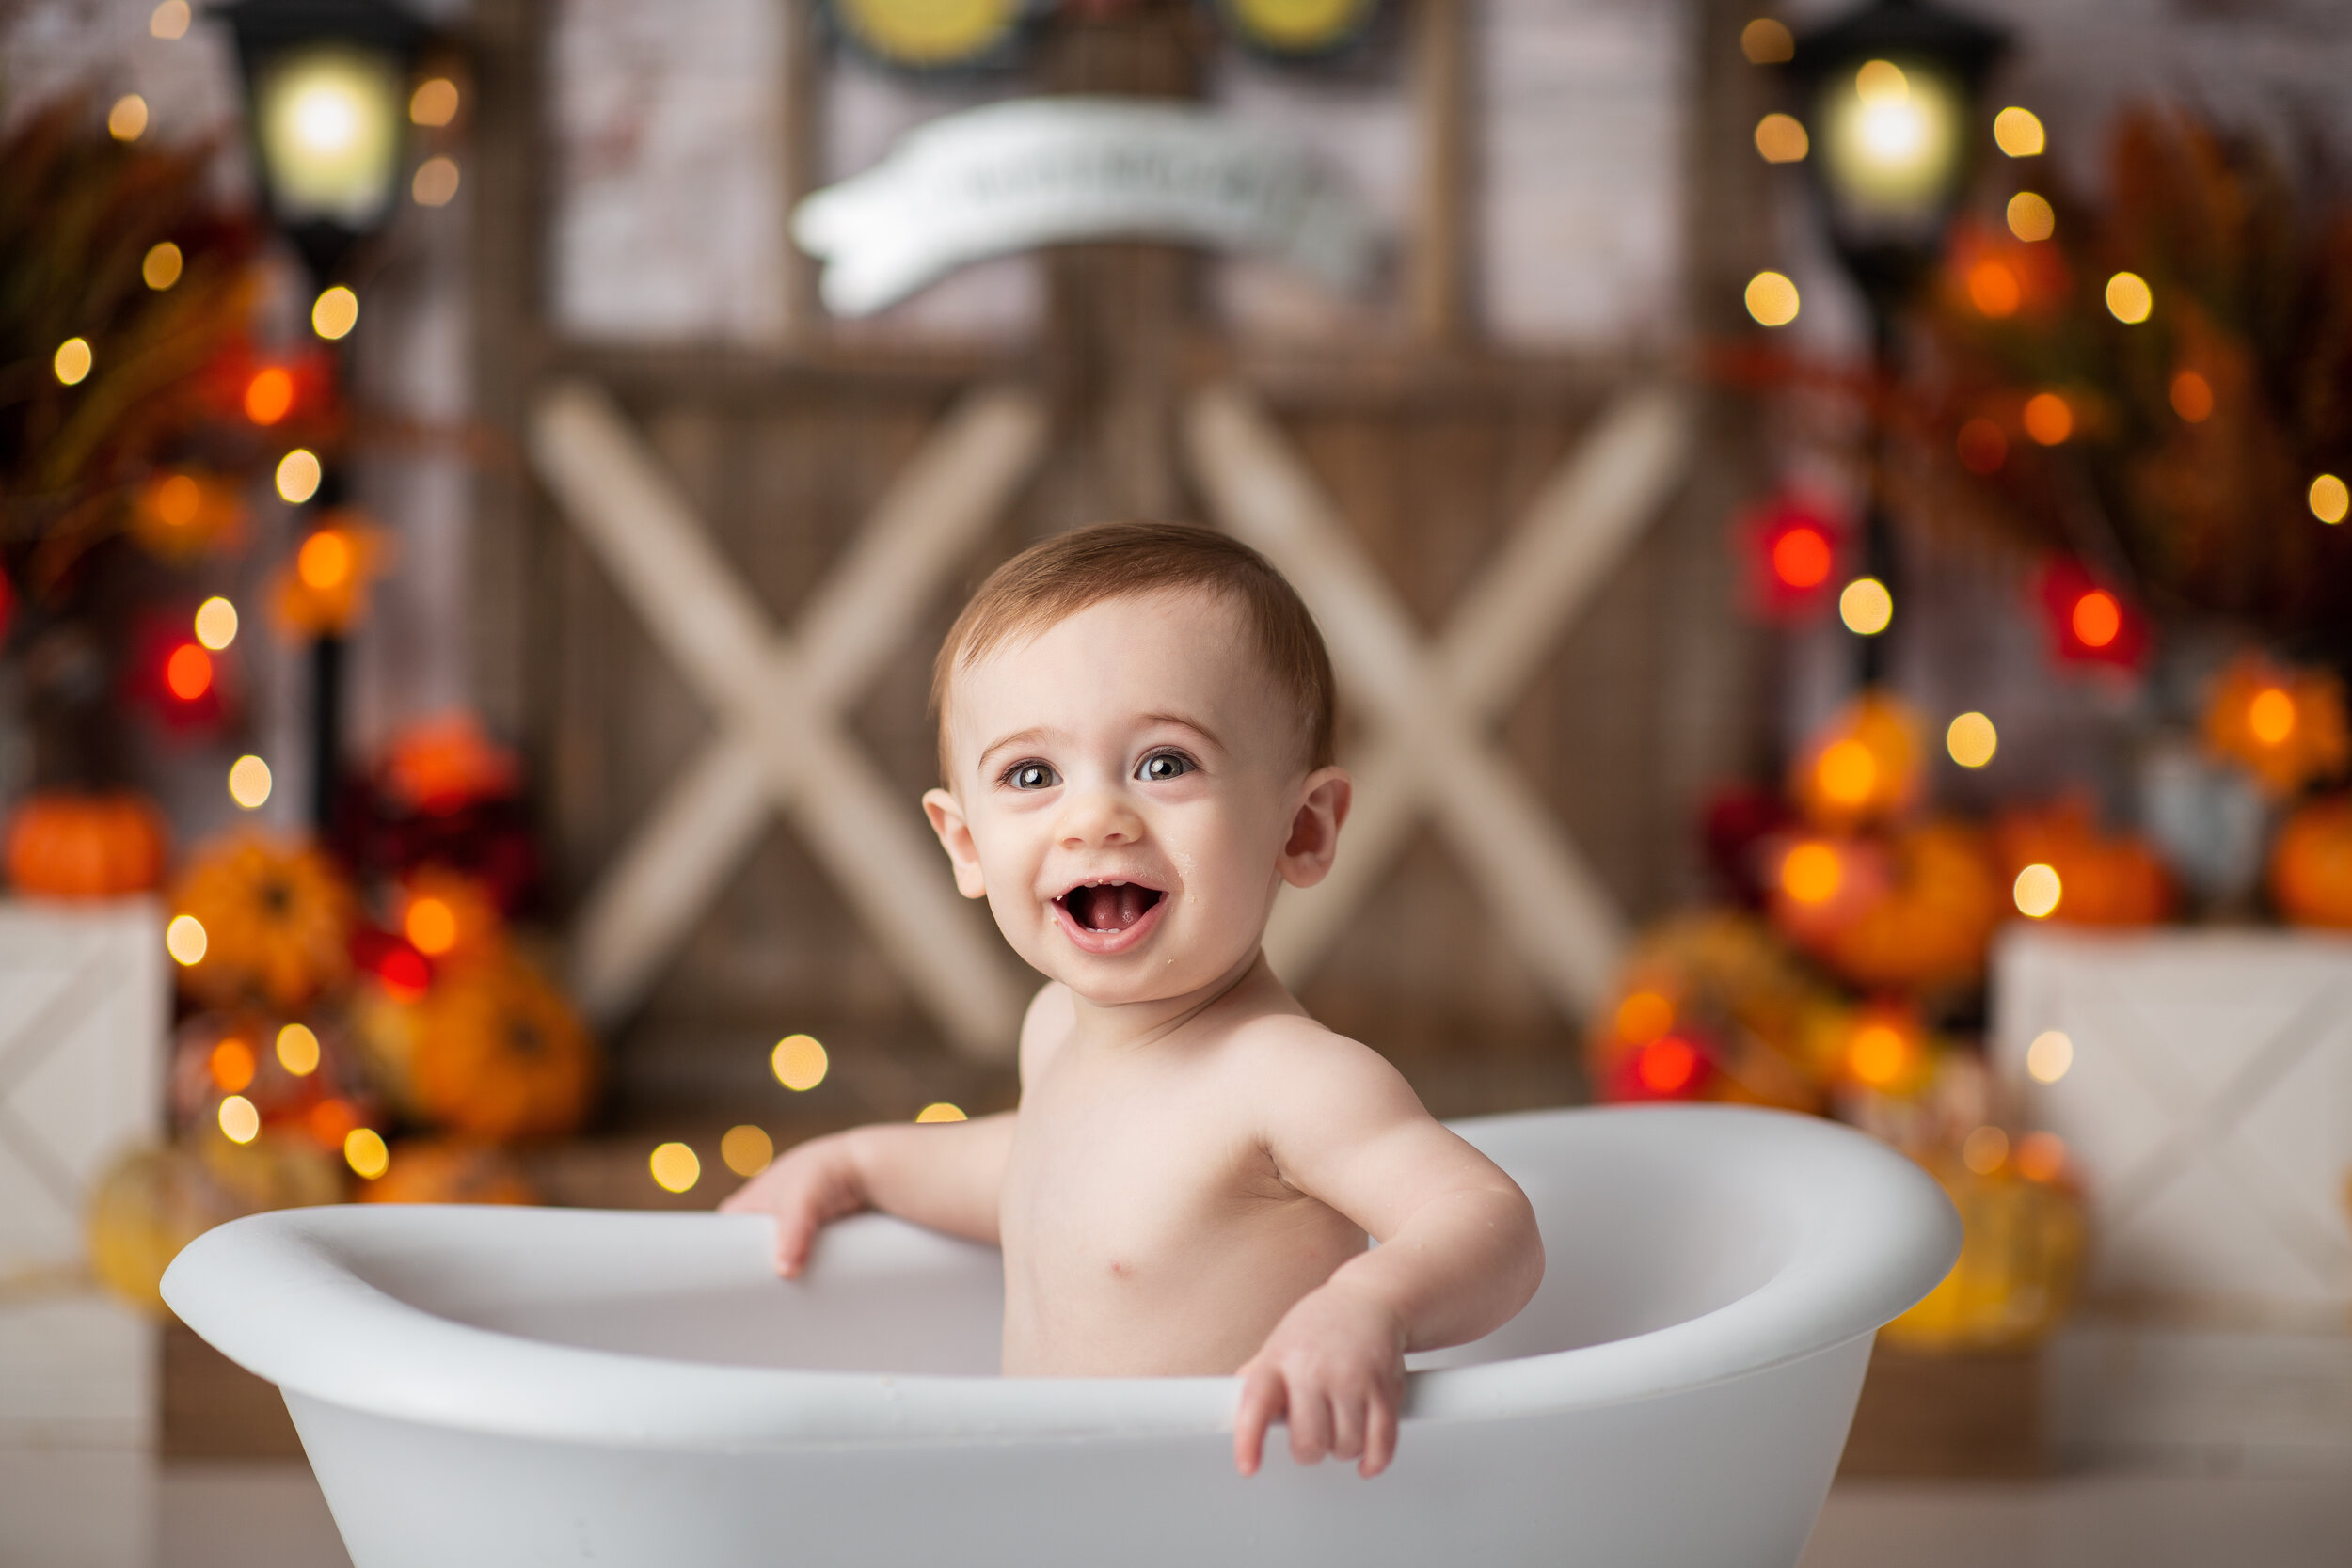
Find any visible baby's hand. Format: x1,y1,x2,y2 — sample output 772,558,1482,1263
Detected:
1232,1280,1406,1480
715,1133,866,1277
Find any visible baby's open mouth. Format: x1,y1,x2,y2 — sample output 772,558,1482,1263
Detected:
1055,880,1166,933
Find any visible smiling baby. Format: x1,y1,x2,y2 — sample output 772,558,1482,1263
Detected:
721,522,1543,1478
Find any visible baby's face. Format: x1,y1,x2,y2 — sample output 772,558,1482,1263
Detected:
927,588,1330,1008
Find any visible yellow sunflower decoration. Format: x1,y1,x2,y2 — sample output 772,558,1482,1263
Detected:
830,0,1029,71
1216,0,1383,58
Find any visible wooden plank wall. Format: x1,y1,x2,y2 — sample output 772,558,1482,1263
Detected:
469,0,1776,1129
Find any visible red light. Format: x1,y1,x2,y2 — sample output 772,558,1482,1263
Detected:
376,947,430,1001
1771,526,1833,590
164,642,214,702
1635,1037,1701,1096
2071,591,2121,649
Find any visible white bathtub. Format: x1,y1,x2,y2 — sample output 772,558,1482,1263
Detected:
163,1105,1957,1567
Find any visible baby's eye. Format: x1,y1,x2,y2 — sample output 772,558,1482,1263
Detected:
1137,752,1194,783
1007,762,1060,791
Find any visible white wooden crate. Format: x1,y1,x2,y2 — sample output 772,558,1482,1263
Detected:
1993,926,2352,1312
1993,927,2352,1471
0,897,168,1290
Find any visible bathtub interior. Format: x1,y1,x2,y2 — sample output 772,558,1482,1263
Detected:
336,1113,1798,1380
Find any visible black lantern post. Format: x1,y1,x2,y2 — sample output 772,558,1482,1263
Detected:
217,0,427,828
1785,0,2007,684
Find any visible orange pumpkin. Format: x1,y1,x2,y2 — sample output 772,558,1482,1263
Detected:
410,953,598,1141
6,792,168,896
1778,821,2005,991
358,1139,537,1205
2270,794,2352,927
1993,800,2173,927
169,833,356,1008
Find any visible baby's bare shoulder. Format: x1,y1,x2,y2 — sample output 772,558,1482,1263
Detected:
1217,1011,1422,1117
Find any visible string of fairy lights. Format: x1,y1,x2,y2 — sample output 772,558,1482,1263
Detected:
1735,9,2344,802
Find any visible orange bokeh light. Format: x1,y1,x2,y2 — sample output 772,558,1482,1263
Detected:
297,529,354,591
2023,391,2074,446
1815,739,1880,807
2247,687,2296,747
208,1037,256,1093
1770,525,1833,590
2015,1131,2067,1183
308,1098,360,1147
2169,370,2214,423
1614,990,1675,1044
1635,1037,1701,1096
244,366,295,426
1780,841,1843,905
2070,590,2122,649
1846,1022,1915,1087
404,895,458,956
1966,260,2021,317
164,642,214,701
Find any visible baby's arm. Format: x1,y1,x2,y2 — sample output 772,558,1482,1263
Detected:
1232,1026,1543,1479
718,1111,1012,1275
718,982,1067,1275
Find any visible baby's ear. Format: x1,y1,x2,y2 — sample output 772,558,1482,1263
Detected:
1277,768,1352,889
923,788,988,899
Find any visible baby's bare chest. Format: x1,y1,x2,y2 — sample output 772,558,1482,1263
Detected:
998,1072,1288,1276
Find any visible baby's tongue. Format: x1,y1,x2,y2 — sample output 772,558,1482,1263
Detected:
1073,884,1151,931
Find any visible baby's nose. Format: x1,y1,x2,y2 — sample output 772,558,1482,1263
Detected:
1057,785,1142,847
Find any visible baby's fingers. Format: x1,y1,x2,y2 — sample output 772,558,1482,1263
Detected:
1232,1365,1287,1477
1359,1393,1398,1479
1327,1385,1366,1464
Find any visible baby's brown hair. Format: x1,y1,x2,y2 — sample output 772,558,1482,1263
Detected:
931,522,1336,784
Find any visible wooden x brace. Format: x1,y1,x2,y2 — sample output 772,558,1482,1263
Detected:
1184,382,1693,1020
529,382,1046,1061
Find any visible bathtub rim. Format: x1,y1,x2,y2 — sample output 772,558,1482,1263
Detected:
161,1103,1959,1451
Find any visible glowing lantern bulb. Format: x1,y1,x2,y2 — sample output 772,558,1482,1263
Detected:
915,1102,967,1123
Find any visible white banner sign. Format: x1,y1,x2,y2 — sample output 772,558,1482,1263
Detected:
793,97,1380,317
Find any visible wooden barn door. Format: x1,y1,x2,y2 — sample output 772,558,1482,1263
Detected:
468,0,1773,1132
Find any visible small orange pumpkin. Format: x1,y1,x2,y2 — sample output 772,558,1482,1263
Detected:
1993,800,2172,927
1781,821,2005,991
409,953,598,1141
2270,794,2352,928
358,1139,537,1205
169,833,356,1008
6,792,168,896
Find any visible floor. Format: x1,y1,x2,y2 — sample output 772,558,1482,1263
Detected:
2,1451,2347,1565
